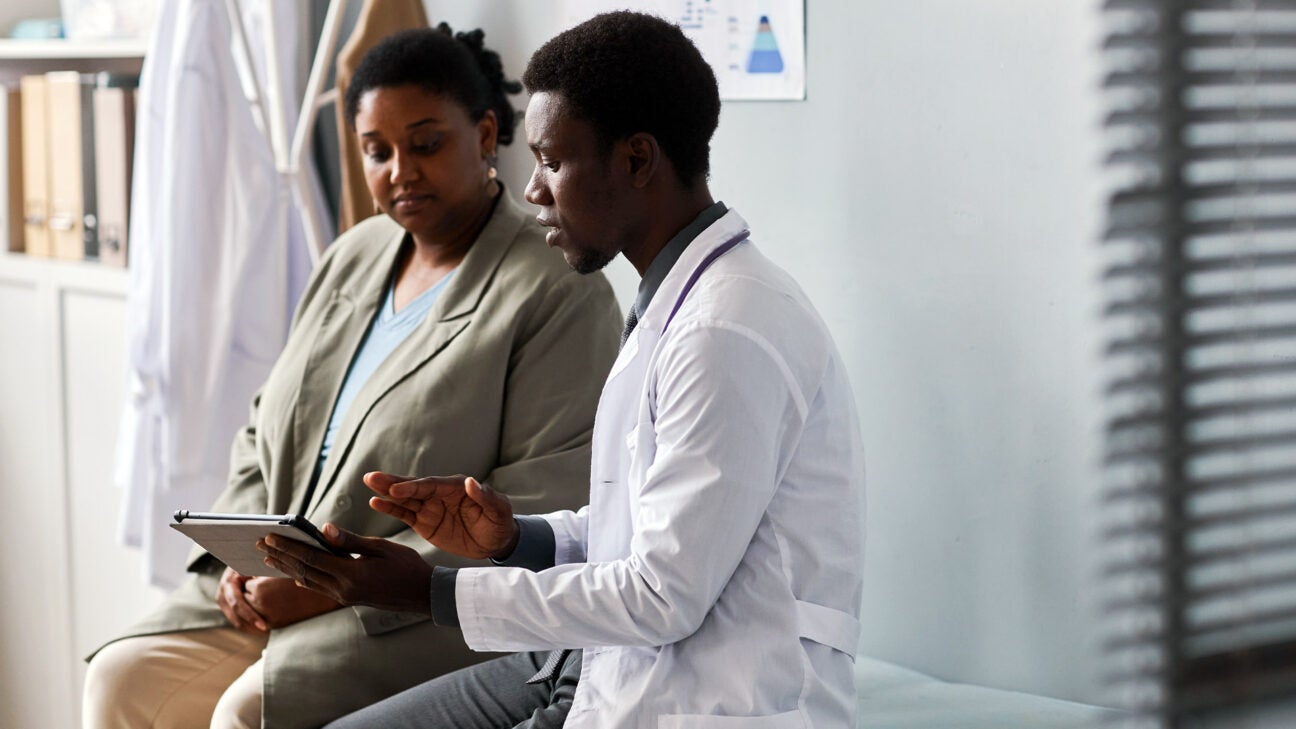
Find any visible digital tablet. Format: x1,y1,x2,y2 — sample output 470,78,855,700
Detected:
170,511,350,577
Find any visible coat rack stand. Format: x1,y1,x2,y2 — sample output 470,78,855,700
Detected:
225,0,348,265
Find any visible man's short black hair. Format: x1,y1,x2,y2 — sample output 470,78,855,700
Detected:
522,11,720,186
344,24,521,145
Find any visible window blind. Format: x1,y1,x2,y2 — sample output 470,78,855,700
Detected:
1101,0,1296,725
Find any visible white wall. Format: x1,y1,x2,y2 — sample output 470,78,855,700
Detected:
427,0,1109,704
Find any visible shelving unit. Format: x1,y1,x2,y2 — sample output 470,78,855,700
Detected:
0,38,148,59
1,36,144,270
0,37,144,79
0,35,162,729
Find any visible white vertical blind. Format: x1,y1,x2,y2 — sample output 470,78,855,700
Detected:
1102,0,1296,726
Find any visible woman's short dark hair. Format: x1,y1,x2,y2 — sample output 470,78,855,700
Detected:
522,11,720,186
344,24,521,146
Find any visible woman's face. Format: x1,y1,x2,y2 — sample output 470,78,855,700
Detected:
355,85,497,244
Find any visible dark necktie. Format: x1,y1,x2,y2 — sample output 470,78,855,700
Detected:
620,306,639,349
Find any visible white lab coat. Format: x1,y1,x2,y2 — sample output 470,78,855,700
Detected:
455,210,866,728
115,0,323,587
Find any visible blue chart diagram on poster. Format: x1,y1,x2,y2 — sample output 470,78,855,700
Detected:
556,0,806,100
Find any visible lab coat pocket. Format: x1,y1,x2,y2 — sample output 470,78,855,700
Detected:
657,709,805,729
625,419,657,479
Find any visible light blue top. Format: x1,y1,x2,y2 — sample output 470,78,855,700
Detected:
317,269,455,466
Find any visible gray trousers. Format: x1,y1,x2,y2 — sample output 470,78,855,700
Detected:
322,650,581,729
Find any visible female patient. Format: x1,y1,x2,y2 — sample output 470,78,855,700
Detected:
83,26,621,729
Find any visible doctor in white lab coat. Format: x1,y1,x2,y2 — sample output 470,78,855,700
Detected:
261,12,866,729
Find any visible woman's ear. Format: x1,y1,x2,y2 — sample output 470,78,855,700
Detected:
478,109,499,156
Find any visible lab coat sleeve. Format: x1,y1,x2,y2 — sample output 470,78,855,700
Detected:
543,505,590,566
455,321,808,651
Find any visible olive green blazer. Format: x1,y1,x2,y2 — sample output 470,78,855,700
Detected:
104,193,622,727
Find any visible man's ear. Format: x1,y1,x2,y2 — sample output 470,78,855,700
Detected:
624,133,661,189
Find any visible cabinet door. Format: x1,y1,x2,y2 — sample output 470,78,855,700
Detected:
63,289,167,683
0,267,165,727
0,273,67,728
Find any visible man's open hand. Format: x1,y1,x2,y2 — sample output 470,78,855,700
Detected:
364,472,519,560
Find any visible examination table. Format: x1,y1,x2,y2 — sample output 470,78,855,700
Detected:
856,657,1117,728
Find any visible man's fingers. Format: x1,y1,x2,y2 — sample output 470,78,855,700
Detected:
387,475,468,500
465,478,512,521
368,496,421,526
363,471,417,497
258,540,339,588
261,554,334,597
465,477,495,508
320,523,387,557
261,534,340,564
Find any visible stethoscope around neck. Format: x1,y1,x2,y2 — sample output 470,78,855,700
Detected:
660,229,751,336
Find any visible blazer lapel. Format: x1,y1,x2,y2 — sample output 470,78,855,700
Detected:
288,226,404,510
306,193,531,513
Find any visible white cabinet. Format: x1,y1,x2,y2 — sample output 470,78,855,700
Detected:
0,254,167,729
0,38,163,729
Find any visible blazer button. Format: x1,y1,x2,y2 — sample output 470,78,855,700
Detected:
336,494,353,510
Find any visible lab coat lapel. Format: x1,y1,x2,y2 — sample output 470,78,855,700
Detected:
288,228,403,507
587,210,751,560
305,194,529,513
603,212,751,387
602,209,752,425
633,209,751,339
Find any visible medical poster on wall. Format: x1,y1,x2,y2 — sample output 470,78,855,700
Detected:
555,0,806,100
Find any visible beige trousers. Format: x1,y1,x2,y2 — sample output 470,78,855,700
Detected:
83,627,268,729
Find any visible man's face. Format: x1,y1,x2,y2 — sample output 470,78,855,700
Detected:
523,92,629,274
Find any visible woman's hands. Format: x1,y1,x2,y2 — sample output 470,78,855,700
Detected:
215,567,343,634
257,524,435,614
364,472,519,560
217,567,265,633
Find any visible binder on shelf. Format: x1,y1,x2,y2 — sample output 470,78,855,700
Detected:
93,74,136,268
46,71,97,262
19,75,50,257
79,74,99,262
2,86,21,254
